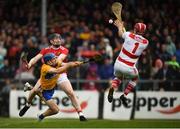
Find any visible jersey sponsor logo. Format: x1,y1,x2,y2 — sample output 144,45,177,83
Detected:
111,97,132,111
17,96,88,112
136,96,177,111
111,95,179,114
157,105,180,114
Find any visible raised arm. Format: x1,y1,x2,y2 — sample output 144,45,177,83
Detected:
27,54,43,69
114,19,126,37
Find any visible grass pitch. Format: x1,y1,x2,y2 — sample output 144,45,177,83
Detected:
0,117,180,128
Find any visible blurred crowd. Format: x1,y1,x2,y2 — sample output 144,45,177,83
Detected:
0,0,180,91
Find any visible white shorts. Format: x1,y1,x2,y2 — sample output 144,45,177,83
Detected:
114,60,138,78
57,73,69,85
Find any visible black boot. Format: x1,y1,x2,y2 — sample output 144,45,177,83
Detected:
79,115,87,121
120,94,128,107
108,87,114,103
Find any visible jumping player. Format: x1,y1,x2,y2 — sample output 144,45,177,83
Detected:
19,53,84,121
24,33,87,121
108,20,149,106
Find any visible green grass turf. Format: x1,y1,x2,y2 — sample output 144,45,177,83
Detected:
0,117,180,128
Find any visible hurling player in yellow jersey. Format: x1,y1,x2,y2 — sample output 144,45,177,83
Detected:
19,53,83,121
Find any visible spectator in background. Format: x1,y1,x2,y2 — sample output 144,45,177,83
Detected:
21,37,41,78
154,63,170,91
165,36,176,56
98,56,113,80
158,44,171,61
7,38,22,66
82,63,100,91
166,55,180,70
0,59,16,78
0,0,179,91
1,78,11,95
21,37,40,60
97,56,113,91
152,42,161,60
39,36,49,50
113,38,123,63
0,41,7,58
0,55,4,70
15,64,35,81
154,62,175,81
79,26,91,41
138,57,151,79
154,58,179,91
175,43,180,64
103,38,113,63
167,56,180,90
151,58,163,78
0,78,12,116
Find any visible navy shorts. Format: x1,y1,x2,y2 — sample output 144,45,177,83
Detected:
42,88,55,101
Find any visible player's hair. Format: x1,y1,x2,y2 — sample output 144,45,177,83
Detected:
48,33,62,42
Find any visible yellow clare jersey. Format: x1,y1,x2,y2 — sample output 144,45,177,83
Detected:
40,62,61,90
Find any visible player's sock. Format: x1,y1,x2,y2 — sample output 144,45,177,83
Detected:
111,77,121,89
108,77,121,103
124,81,136,96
